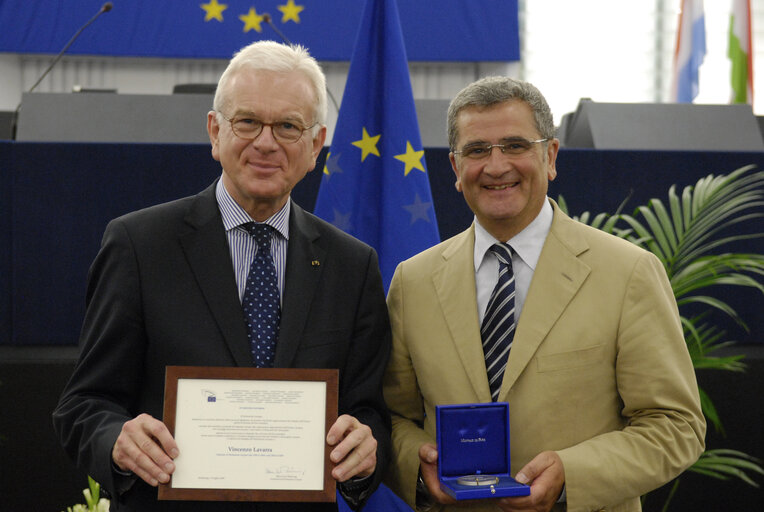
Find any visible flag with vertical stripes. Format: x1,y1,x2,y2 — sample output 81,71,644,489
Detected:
671,0,706,102
313,0,440,291
729,0,754,104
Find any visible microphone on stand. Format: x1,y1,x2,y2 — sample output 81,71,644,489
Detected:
262,13,340,114
11,2,113,139
262,14,292,46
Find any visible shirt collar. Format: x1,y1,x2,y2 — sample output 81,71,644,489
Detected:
215,179,290,240
474,198,553,271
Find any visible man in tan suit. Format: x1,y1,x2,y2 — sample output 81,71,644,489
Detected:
383,77,705,512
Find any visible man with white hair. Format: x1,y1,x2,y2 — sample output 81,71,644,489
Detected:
54,41,391,512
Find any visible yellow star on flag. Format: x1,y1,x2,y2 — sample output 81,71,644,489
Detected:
200,0,227,22
278,0,305,23
352,127,381,162
394,141,426,176
239,7,265,33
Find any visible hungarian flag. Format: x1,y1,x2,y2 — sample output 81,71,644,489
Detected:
728,0,754,104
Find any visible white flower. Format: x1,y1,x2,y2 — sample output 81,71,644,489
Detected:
62,478,110,512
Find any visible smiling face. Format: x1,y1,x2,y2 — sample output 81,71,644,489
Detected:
207,68,326,221
449,99,559,241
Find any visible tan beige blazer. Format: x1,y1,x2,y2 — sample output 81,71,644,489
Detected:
383,200,705,512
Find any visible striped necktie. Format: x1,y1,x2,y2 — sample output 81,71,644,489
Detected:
242,223,280,367
481,243,516,401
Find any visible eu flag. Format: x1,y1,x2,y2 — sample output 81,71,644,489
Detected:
337,481,414,511
313,0,440,291
0,1,519,61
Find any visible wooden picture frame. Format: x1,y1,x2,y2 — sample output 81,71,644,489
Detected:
158,366,338,502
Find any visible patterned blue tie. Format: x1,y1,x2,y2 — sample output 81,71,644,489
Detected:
242,223,280,367
481,243,516,401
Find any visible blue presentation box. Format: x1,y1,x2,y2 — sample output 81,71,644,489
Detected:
436,402,530,500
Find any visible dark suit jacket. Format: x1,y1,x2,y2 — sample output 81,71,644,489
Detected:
53,181,392,512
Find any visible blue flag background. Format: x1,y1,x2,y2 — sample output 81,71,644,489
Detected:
337,483,413,511
313,0,440,291
0,0,519,61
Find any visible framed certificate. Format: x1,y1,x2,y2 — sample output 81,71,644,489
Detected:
158,366,338,502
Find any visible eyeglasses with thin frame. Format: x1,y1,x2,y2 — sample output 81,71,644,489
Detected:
218,112,317,144
452,137,549,159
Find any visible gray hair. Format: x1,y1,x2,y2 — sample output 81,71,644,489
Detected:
447,76,554,150
214,40,327,136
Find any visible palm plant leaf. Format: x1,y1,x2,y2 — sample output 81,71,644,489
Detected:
556,194,570,214
683,317,745,433
588,212,609,230
556,192,633,238
697,387,723,434
690,350,746,371
623,170,764,270
689,449,764,487
620,211,664,257
682,317,746,372
679,296,746,327
677,168,764,269
669,184,684,242
563,166,764,499
618,167,764,322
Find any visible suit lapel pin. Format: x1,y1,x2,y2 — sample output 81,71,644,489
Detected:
311,260,320,267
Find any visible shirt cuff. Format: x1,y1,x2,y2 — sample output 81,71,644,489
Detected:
557,483,566,503
111,460,137,495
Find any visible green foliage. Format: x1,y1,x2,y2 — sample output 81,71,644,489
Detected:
62,476,109,512
557,193,634,239
558,165,764,503
616,165,764,331
689,449,764,487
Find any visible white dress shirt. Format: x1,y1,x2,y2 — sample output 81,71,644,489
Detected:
474,198,554,325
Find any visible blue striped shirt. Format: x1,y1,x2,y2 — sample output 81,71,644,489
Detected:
215,179,289,304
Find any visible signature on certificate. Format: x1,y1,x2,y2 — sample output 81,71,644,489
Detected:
266,466,306,479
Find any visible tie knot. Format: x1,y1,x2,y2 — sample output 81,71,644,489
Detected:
490,243,513,266
244,223,273,249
